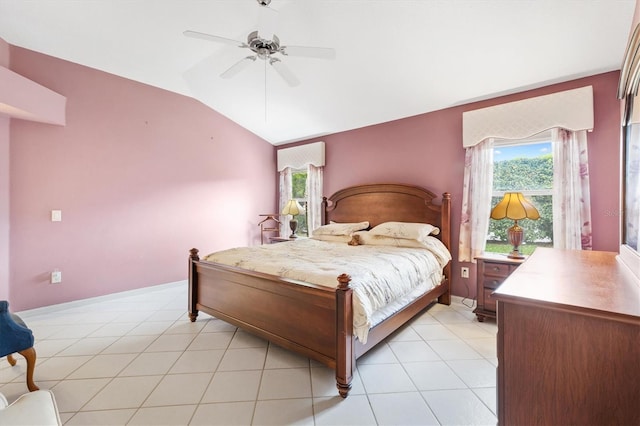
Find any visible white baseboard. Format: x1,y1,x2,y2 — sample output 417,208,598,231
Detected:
16,280,186,318
16,282,470,319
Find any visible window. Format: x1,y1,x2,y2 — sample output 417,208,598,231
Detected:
291,169,309,236
486,134,553,255
277,142,325,238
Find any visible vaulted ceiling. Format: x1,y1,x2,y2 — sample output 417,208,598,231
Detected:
0,0,635,144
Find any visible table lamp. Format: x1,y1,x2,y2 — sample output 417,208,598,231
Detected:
281,199,305,238
490,192,540,259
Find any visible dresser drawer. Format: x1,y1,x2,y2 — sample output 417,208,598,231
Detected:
483,277,505,290
482,261,512,278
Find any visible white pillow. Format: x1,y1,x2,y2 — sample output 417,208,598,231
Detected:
312,221,369,236
368,221,439,239
310,234,353,243
353,231,452,267
352,231,424,248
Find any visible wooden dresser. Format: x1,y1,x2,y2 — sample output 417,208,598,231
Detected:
493,248,640,426
474,253,525,322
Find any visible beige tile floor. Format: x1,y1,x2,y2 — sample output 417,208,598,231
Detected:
1,283,498,425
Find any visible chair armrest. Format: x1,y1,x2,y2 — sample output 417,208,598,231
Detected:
0,390,61,426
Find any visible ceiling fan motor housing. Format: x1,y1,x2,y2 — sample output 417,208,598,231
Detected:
247,30,281,59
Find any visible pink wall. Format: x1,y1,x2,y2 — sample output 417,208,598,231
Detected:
8,47,275,311
284,71,622,299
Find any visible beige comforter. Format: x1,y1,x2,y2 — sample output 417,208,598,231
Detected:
203,238,451,343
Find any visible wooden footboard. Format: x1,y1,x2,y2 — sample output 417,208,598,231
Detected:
189,248,357,396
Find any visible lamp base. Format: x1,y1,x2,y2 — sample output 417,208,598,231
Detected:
507,221,525,259
289,218,298,239
507,250,525,260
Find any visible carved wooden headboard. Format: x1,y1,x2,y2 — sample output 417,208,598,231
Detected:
321,183,451,252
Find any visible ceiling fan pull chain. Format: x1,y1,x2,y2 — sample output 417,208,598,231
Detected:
264,58,268,122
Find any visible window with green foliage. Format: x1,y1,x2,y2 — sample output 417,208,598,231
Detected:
487,136,553,255
291,170,309,236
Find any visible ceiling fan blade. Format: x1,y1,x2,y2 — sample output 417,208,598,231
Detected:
257,5,278,41
220,56,257,79
183,30,245,47
270,58,300,87
281,45,336,60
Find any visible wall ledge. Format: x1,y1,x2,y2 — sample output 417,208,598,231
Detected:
0,66,66,125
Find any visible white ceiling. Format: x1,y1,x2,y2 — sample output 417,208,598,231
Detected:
0,0,635,145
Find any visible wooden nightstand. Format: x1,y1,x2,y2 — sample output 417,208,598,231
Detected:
473,253,525,322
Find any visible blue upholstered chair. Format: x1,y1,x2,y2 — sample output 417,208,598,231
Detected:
0,301,39,391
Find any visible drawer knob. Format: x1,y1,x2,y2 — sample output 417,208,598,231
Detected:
493,267,500,271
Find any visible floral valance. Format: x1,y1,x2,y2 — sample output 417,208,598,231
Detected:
277,141,325,171
462,86,593,147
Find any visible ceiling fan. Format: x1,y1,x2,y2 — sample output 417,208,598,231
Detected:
184,0,336,87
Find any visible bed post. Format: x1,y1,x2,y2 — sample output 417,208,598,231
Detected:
335,273,355,398
439,192,452,305
188,248,200,322
321,196,329,225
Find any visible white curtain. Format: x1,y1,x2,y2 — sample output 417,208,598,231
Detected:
627,125,640,250
630,164,640,250
552,129,592,250
278,167,292,237
458,139,494,262
306,164,323,233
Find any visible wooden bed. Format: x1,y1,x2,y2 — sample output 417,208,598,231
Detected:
188,183,451,397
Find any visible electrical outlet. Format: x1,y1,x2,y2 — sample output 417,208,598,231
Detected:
51,270,62,284
461,267,470,278
51,210,62,222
